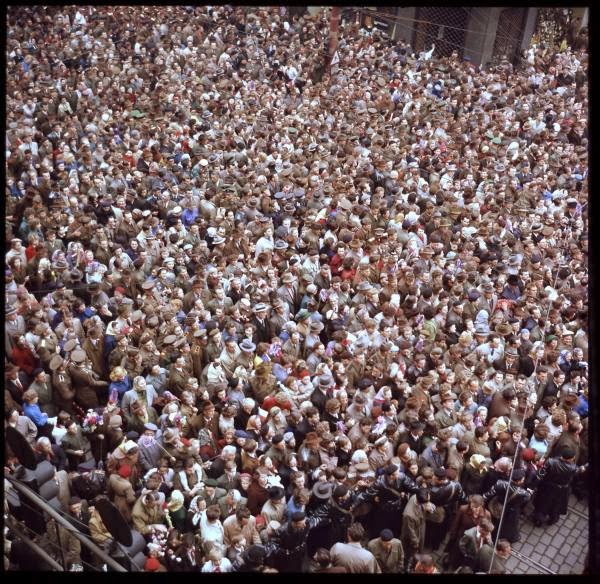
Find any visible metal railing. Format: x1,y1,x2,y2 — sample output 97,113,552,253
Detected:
4,471,127,572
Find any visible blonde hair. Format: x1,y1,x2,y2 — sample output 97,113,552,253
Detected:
459,331,473,344
110,366,127,381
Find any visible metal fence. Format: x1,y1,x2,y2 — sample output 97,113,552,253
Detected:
412,7,471,59
349,7,533,66
491,7,528,64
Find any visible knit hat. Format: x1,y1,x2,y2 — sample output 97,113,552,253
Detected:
521,448,536,462
144,556,161,572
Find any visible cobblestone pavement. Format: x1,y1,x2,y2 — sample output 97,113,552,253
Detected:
505,494,588,575
428,494,588,574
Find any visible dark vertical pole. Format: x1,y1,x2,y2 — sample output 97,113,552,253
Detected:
328,6,341,71
55,522,68,570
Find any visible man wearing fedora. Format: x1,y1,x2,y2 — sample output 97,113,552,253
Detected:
492,346,526,377
251,304,273,344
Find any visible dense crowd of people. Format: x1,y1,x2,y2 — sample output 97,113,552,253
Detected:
4,5,588,574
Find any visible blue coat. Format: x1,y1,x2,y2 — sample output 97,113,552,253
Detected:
23,402,48,427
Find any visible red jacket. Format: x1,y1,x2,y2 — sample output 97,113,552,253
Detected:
10,344,39,376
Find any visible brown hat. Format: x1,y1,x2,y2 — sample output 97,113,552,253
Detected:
542,226,554,237
71,350,87,363
48,355,64,371
304,432,321,444
354,461,371,473
63,339,78,352
495,323,513,336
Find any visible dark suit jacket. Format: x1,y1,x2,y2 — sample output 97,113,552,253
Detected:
218,495,248,520
216,472,241,492
397,430,427,455
251,316,273,344
310,388,328,413
6,372,30,405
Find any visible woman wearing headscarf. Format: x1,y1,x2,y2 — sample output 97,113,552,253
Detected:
461,454,489,496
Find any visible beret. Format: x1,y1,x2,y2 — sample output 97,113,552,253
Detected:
77,460,95,473
512,468,526,481
204,478,218,487
384,464,399,476
291,511,306,521
434,467,447,479
380,529,394,542
561,447,576,459
468,289,481,301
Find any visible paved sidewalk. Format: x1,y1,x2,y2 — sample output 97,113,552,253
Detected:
428,494,588,574
504,493,588,575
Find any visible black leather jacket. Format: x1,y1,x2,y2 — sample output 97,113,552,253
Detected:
537,457,578,487
270,513,329,554
357,473,418,511
327,492,358,528
429,480,468,508
482,479,532,509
